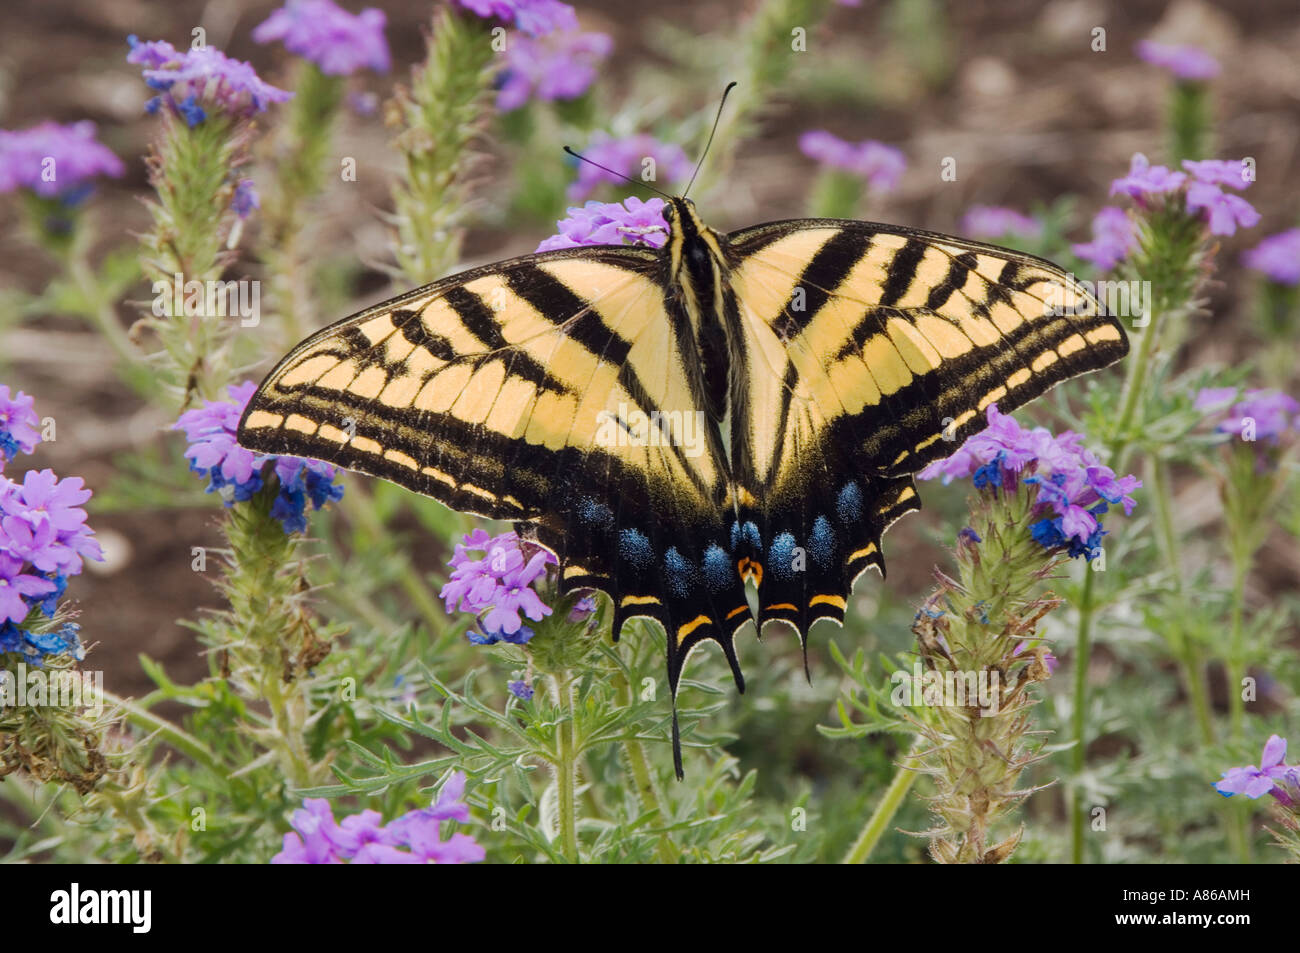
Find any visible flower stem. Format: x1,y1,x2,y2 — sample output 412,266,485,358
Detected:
616,671,677,863
100,689,221,774
553,669,580,863
842,738,922,864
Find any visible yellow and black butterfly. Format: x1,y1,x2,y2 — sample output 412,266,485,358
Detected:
238,130,1127,776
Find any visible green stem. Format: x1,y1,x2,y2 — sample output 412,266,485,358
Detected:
1148,459,1216,745
616,672,676,863
554,670,580,863
100,689,221,774
1227,554,1248,741
843,738,922,864
1069,572,1096,864
65,253,140,373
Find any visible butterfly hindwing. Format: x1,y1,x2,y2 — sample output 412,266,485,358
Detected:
723,218,1128,637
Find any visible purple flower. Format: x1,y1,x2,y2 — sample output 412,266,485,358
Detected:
1242,229,1300,286
536,196,669,251
1184,181,1260,237
1182,158,1253,190
0,121,125,199
440,529,554,635
0,386,41,467
274,773,483,864
252,0,390,75
1135,41,1220,81
1072,206,1138,271
1109,153,1187,201
919,404,1140,561
799,131,905,193
497,30,612,111
508,679,534,700
1215,735,1297,800
1197,387,1299,444
566,594,596,623
566,133,692,201
174,382,343,532
0,469,102,575
0,553,56,624
128,36,292,124
960,206,1042,240
232,178,259,219
454,0,578,37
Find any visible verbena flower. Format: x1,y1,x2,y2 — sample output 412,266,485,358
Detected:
252,0,390,75
441,529,554,638
566,133,691,201
960,206,1042,240
1109,153,1187,200
536,196,669,251
1135,40,1220,81
1072,206,1138,271
454,0,578,37
507,679,534,700
173,382,343,532
1215,735,1299,801
1182,158,1253,190
0,554,56,625
1242,228,1300,286
273,773,484,864
232,178,259,219
127,36,292,125
1110,152,1260,237
798,130,905,193
497,29,612,111
0,386,41,468
0,470,103,575
919,404,1140,560
0,121,125,200
1196,387,1299,444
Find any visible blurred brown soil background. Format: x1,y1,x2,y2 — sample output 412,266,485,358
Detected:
0,0,1298,698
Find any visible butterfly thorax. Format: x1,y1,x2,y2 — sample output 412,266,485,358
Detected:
663,197,737,424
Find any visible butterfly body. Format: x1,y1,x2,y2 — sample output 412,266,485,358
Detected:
239,196,1128,775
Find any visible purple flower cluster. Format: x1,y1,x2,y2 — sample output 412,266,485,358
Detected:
253,0,390,75
173,382,343,533
1243,228,1300,286
497,29,612,111
0,387,100,662
1072,206,1138,271
1194,387,1300,445
1110,154,1260,237
918,404,1140,561
273,773,485,863
1135,40,1220,81
536,196,669,252
127,36,292,126
798,131,905,193
231,178,259,219
455,0,578,37
1215,735,1299,804
441,529,554,639
566,133,692,201
960,206,1042,240
0,121,125,201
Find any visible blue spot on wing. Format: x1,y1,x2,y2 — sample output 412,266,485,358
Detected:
730,519,761,552
810,516,835,569
578,496,614,529
619,528,654,570
768,532,798,580
837,481,864,526
664,546,696,598
703,544,731,592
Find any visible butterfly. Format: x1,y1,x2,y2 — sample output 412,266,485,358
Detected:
238,192,1127,776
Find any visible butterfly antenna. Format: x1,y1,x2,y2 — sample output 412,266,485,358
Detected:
562,146,673,200
683,81,737,199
